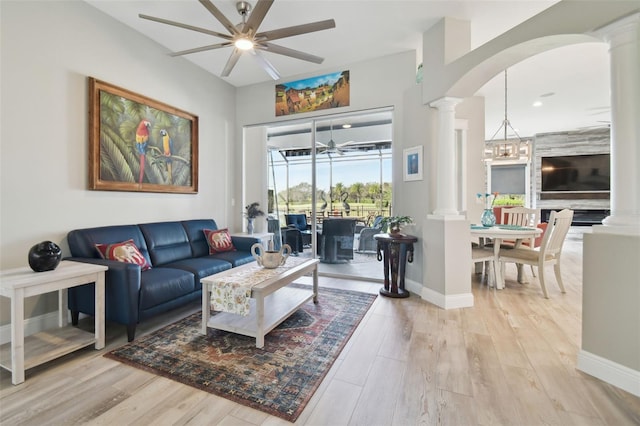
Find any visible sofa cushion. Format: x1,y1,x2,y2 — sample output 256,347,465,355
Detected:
209,251,257,268
204,228,236,254
163,257,232,281
181,219,219,258
95,239,152,271
67,225,152,265
138,267,195,310
139,221,192,266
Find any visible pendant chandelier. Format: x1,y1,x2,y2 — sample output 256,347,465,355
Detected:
486,69,530,161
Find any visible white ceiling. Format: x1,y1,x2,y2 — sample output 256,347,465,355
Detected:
85,0,613,139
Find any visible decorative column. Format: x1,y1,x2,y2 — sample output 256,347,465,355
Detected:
423,96,473,310
429,97,463,216
595,13,640,235
579,13,640,397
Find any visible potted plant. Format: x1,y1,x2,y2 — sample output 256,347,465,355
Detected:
244,202,265,234
379,215,413,234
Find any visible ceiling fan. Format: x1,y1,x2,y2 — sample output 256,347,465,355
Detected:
316,122,365,156
139,0,335,80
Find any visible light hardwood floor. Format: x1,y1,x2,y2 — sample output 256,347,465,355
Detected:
1,230,639,425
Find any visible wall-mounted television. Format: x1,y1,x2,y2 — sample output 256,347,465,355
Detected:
541,154,610,192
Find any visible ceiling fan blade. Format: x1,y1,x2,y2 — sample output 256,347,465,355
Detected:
256,19,336,41
169,42,233,57
198,0,240,35
221,48,243,77
243,0,273,36
257,42,324,64
250,50,280,80
139,14,232,40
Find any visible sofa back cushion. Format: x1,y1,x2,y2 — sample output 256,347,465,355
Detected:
68,225,152,266
139,221,192,266
181,219,218,258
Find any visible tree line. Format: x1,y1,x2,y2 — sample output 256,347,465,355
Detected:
278,181,392,205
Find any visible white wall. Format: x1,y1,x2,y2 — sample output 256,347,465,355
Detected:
234,51,434,286
580,232,640,396
0,1,235,322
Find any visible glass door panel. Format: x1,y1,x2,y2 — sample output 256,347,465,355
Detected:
266,108,393,281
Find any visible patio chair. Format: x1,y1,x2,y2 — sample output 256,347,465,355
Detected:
317,218,356,263
357,215,383,253
281,226,303,254
285,214,312,247
498,209,574,298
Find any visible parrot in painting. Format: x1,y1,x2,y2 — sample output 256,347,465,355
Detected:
160,129,174,184
135,120,151,184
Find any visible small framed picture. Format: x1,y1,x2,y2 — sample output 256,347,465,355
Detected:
403,146,423,181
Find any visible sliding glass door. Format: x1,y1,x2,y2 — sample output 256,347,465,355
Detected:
264,108,393,281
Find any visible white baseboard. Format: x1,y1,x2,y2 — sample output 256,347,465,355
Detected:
420,286,474,309
0,311,61,345
577,350,640,397
405,278,422,297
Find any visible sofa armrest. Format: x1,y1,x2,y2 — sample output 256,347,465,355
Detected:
65,257,141,326
231,236,262,252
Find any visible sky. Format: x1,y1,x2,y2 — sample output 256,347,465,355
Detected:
271,156,392,196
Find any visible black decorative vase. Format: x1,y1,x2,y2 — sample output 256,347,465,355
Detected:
28,241,62,272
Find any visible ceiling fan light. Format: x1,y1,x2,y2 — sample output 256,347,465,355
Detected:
234,37,254,50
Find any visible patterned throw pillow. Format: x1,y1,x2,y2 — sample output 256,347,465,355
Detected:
95,239,152,271
203,228,236,254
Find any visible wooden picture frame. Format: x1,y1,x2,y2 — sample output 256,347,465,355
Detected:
403,146,423,181
89,78,198,193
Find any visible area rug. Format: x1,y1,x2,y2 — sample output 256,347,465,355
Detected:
105,285,376,422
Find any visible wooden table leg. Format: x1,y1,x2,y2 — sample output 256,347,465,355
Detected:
312,264,318,303
95,272,105,350
201,283,210,335
11,288,25,385
493,238,504,289
256,295,265,348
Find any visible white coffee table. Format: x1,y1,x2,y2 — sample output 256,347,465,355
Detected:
0,261,107,384
201,258,319,348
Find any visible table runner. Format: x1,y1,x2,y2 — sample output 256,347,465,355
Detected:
209,256,309,315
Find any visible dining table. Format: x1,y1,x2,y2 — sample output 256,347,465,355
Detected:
470,224,542,289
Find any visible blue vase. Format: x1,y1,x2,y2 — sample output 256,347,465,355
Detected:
247,218,254,234
481,209,496,227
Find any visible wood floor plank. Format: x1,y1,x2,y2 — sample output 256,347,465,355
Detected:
175,394,237,426
436,318,473,396
303,379,362,425
501,365,565,425
392,330,439,426
333,312,388,386
348,356,405,426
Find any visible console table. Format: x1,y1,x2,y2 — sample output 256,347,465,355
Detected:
0,261,107,384
374,233,417,298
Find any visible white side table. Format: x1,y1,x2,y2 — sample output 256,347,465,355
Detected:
232,232,274,248
0,261,107,384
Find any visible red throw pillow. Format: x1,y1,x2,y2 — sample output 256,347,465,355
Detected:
203,228,236,254
95,239,152,271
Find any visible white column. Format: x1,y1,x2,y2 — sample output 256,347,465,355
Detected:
595,13,640,235
429,97,463,216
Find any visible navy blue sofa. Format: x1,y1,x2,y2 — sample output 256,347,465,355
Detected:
66,219,259,341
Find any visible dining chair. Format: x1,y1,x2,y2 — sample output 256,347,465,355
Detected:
498,209,574,298
501,206,543,276
501,207,541,227
472,245,495,285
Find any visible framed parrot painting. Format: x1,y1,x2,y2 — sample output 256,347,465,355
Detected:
89,78,198,193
